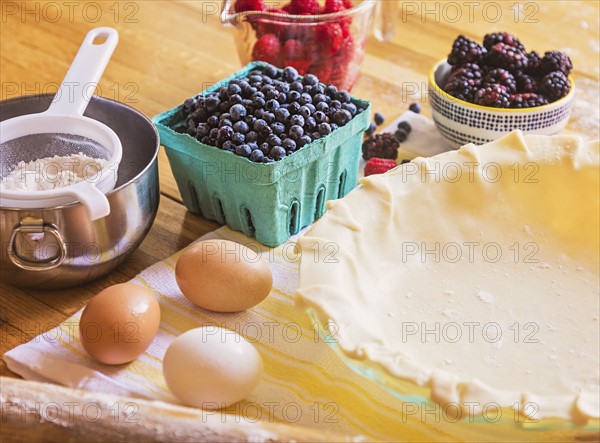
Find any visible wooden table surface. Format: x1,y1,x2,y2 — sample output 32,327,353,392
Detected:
1,0,599,437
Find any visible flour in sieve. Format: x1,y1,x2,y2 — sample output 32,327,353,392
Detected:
0,153,106,192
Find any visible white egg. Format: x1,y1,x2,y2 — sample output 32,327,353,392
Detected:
163,326,263,409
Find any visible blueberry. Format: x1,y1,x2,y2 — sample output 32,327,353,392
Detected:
289,125,304,139
209,127,220,139
342,102,357,115
263,157,274,163
288,90,301,102
183,98,196,114
302,73,318,86
395,129,408,142
252,91,265,100
233,121,249,134
275,108,290,122
196,123,210,136
270,146,287,160
231,132,245,145
259,142,270,155
263,112,275,124
290,81,303,92
271,122,286,135
298,135,312,147
313,93,328,104
330,123,339,131
236,144,252,157
267,134,282,146
332,110,352,126
305,116,317,130
254,108,266,119
219,119,233,128
229,94,243,106
207,115,219,126
261,76,273,85
316,102,329,112
221,140,233,151
253,119,267,132
329,100,342,110
288,102,301,113
228,83,242,96
244,115,256,125
282,138,297,151
298,106,312,119
263,64,278,78
218,126,234,140
299,93,312,105
282,66,299,83
306,103,316,114
336,90,351,103
290,114,305,127
253,96,266,108
266,99,280,111
275,81,290,93
249,149,264,162
259,125,273,137
246,131,259,143
219,88,229,101
409,103,421,113
314,111,327,123
365,122,376,136
277,93,287,104
398,121,412,133
325,85,338,96
311,131,323,140
374,112,385,125
264,89,279,101
318,123,332,135
230,104,247,121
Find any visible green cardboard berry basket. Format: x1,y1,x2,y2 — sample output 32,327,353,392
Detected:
153,62,371,247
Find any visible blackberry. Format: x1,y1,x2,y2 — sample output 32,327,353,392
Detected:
514,72,538,93
526,51,542,76
510,93,549,109
539,51,573,76
540,71,571,101
449,63,484,87
483,32,525,52
485,43,528,72
447,35,487,66
482,68,517,94
374,112,385,125
474,85,511,108
444,78,477,102
362,133,399,161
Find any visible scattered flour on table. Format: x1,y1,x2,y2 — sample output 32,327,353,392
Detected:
0,153,106,192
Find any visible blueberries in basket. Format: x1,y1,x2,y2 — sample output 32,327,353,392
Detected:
181,64,360,162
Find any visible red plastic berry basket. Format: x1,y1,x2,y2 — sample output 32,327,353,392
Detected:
220,0,376,91
153,62,371,247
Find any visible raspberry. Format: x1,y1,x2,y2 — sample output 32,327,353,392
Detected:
234,0,266,13
252,34,281,65
539,50,573,76
510,93,548,108
482,68,517,94
540,71,571,101
283,39,305,60
324,0,346,13
365,158,397,176
474,85,511,108
362,133,399,160
483,32,525,52
288,0,320,14
485,43,528,72
316,23,344,54
342,0,353,7
447,35,487,66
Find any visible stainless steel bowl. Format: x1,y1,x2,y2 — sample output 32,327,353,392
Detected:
0,94,160,289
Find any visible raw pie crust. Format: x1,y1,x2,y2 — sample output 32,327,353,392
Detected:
296,131,599,423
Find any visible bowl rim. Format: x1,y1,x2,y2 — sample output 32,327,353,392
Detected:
428,58,576,113
222,0,376,24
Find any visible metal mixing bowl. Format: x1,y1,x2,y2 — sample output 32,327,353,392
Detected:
0,94,160,289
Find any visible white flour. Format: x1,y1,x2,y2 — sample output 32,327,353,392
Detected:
0,153,106,192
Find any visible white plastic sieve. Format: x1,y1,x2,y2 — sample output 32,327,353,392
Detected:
0,27,121,220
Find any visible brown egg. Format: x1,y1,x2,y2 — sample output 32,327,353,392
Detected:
79,282,161,365
176,239,272,312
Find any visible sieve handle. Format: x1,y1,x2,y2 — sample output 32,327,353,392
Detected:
63,181,111,221
47,27,119,117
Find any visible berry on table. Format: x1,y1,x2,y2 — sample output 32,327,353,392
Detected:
374,112,385,125
365,122,376,136
394,129,408,143
397,121,412,133
408,103,421,113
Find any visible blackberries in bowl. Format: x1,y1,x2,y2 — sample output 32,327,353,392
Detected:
181,65,367,163
441,32,573,108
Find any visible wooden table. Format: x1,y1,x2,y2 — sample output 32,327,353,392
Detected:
1,0,599,440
